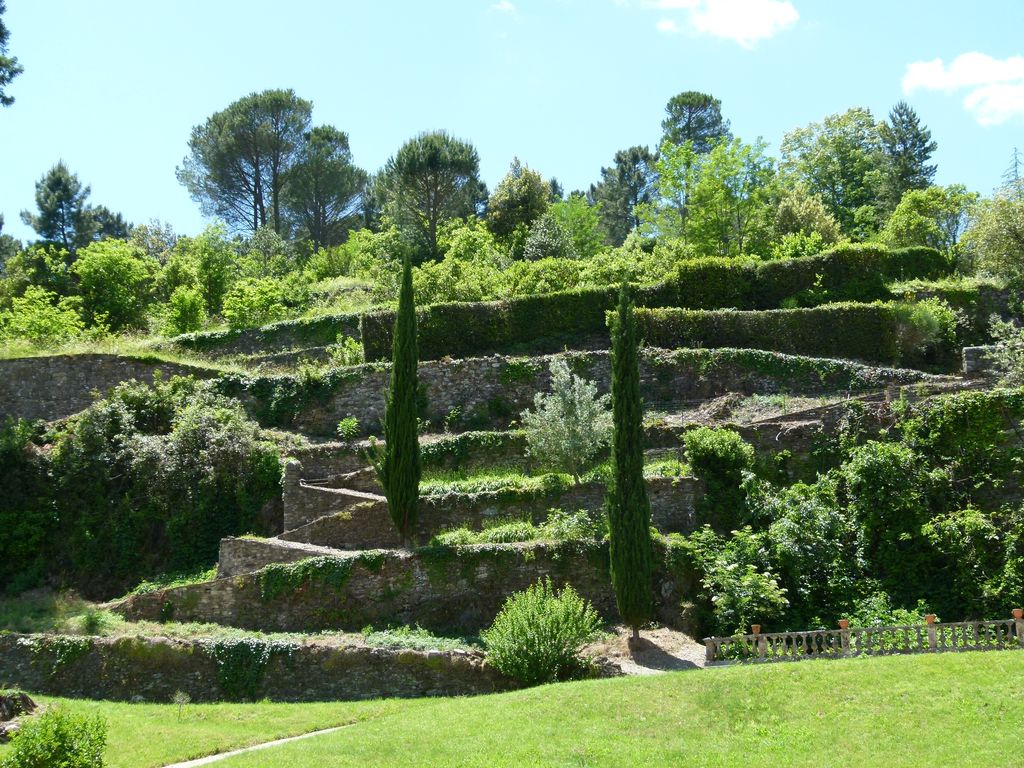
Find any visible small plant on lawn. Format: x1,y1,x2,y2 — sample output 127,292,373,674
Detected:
482,578,601,686
520,358,611,482
607,284,655,643
171,690,191,721
0,707,107,768
370,254,421,548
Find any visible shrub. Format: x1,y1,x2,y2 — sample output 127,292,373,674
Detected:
72,240,154,331
0,707,107,768
327,334,364,367
520,359,612,480
684,427,755,532
482,578,601,686
162,285,207,336
986,316,1024,386
0,286,85,345
336,416,360,442
222,278,287,329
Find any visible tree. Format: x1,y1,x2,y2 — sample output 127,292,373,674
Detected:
177,89,313,235
880,185,977,256
373,255,421,547
379,131,485,261
20,162,95,253
285,125,368,251
880,101,937,212
486,158,550,247
638,140,701,239
589,146,656,246
962,185,1024,279
661,91,731,152
0,214,21,272
520,358,612,481
0,0,22,107
91,205,131,241
522,212,578,261
549,193,605,259
72,240,154,331
772,180,842,244
607,284,654,643
780,108,887,236
686,138,776,257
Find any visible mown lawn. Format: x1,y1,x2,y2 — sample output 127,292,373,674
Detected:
2,651,1022,767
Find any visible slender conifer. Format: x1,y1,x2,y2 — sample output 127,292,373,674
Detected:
376,254,421,547
607,282,654,643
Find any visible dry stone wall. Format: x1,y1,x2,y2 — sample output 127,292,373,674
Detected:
0,634,509,702
115,541,685,633
0,354,216,423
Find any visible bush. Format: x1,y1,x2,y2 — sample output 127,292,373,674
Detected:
72,240,154,331
0,707,107,768
482,578,601,686
684,427,755,532
521,359,612,480
222,278,287,329
0,286,85,345
162,285,207,336
986,316,1024,386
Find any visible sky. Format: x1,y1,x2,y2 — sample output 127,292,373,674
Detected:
2,0,1024,242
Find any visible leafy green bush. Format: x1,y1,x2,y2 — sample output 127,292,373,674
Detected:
162,285,207,336
326,334,364,366
0,707,107,768
222,277,287,329
0,286,85,344
521,359,612,480
72,240,154,331
482,578,601,686
684,427,755,532
0,419,54,594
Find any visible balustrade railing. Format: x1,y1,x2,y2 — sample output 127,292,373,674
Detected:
703,610,1024,666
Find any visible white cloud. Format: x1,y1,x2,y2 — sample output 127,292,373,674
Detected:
491,0,516,11
903,53,1024,125
635,0,798,47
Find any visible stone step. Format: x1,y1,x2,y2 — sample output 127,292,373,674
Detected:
217,537,358,579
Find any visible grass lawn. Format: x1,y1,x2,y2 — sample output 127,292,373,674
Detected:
3,651,1022,767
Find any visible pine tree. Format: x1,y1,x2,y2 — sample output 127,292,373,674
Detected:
374,255,421,547
607,283,654,644
880,101,937,212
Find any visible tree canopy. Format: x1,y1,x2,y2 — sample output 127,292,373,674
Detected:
0,0,22,108
661,91,731,152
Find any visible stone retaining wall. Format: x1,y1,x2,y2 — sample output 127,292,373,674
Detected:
0,634,509,703
0,354,216,423
281,472,701,547
115,541,683,633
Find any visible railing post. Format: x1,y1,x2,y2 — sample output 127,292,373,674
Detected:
925,614,937,651
704,638,716,665
839,619,850,656
1014,609,1024,648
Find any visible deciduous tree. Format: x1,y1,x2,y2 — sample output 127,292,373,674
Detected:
486,158,550,247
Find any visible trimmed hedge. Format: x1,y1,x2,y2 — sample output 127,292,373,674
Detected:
362,246,948,361
632,302,942,367
173,312,361,357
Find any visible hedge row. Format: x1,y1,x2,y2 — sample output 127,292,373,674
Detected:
362,245,949,361
631,302,939,367
173,312,361,357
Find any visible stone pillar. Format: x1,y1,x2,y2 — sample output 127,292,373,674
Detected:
839,619,850,656
704,638,716,665
282,459,304,533
925,614,937,651
1014,608,1024,648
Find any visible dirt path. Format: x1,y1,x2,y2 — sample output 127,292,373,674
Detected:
587,626,706,674
161,725,351,768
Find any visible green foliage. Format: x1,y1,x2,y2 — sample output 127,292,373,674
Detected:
987,316,1024,386
210,638,296,701
482,578,601,686
327,334,364,367
880,184,977,256
162,285,206,336
962,184,1024,278
9,377,284,597
19,162,97,253
372,256,421,546
521,359,612,480
0,707,107,768
72,240,154,331
361,625,478,652
336,416,360,442
548,194,605,260
256,556,356,602
522,211,578,261
222,277,287,329
486,158,550,246
607,285,654,633
0,286,84,344
684,427,755,532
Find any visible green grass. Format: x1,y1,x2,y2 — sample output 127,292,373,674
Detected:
2,652,1021,767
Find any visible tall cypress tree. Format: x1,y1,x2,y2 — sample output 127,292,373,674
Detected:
607,283,654,644
376,255,421,547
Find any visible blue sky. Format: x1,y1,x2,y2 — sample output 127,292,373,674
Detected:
1,0,1023,241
